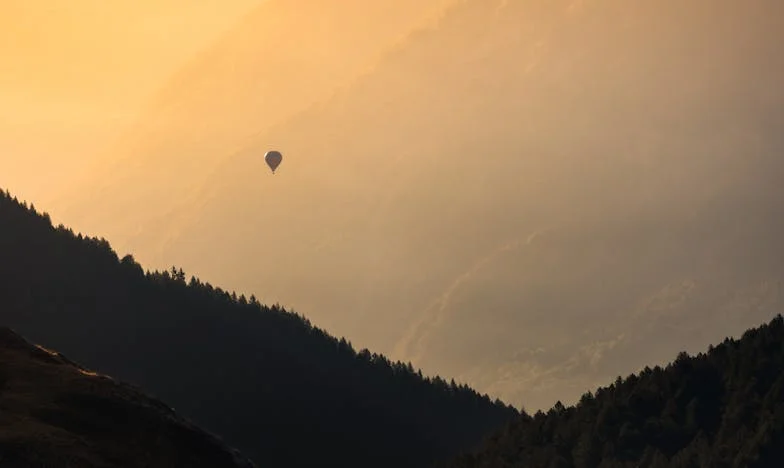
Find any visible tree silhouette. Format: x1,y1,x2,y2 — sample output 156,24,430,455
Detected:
0,188,517,468
441,315,784,467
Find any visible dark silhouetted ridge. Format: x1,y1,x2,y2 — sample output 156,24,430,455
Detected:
0,325,254,467
0,188,518,468
439,315,784,468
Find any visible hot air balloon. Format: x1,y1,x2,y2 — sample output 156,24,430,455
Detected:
265,150,283,174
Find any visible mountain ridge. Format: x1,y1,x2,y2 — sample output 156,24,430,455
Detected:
0,187,518,468
41,0,784,411
150,0,784,410
439,313,784,467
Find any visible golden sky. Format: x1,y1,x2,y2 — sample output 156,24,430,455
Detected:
0,0,263,202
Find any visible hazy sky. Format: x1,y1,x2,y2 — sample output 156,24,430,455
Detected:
4,0,784,412
0,0,263,202
49,0,451,232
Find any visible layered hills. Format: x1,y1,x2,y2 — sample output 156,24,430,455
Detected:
0,189,517,467
440,314,784,467
53,0,784,410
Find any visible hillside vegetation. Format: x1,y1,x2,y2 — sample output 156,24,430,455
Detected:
0,189,517,468
440,315,784,467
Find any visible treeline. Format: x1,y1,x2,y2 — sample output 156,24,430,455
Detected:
440,315,784,467
0,188,517,468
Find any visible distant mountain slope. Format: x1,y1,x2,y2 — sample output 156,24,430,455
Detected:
0,189,517,468
0,326,253,468
136,0,784,409
58,0,447,245
439,314,784,468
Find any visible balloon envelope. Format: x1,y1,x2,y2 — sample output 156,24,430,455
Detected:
265,150,283,173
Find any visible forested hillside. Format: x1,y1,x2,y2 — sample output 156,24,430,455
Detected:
441,315,784,467
0,189,517,468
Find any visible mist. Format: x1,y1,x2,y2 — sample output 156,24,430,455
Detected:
7,0,784,411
